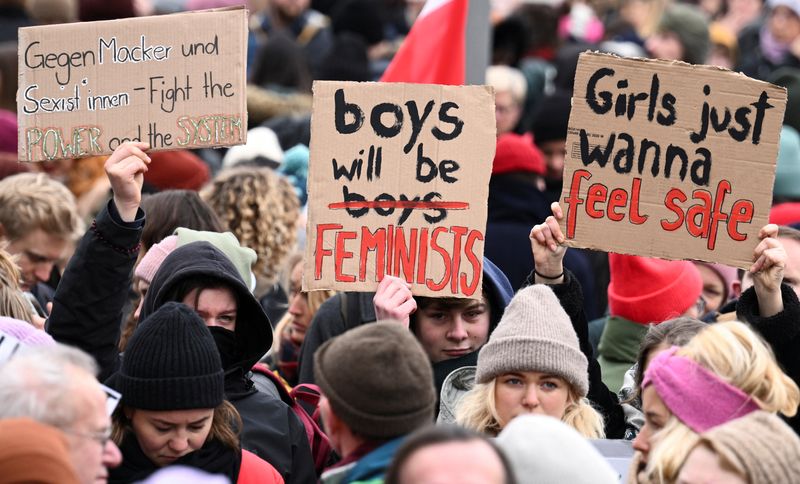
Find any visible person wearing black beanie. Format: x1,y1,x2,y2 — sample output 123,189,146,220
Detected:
530,89,571,199
47,143,317,483
109,302,282,483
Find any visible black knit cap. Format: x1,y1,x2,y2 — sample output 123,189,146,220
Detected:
118,302,225,410
314,322,436,440
531,90,572,145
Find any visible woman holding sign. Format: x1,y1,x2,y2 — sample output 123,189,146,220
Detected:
439,203,627,438
439,204,625,438
47,143,317,484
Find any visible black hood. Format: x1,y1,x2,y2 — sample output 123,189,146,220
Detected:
140,241,273,371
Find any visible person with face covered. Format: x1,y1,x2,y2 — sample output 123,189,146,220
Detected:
47,143,316,484
109,302,282,483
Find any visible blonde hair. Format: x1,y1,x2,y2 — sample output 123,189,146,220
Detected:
455,378,605,439
486,65,527,105
0,246,34,324
0,173,82,241
642,321,800,483
270,255,336,356
201,167,300,286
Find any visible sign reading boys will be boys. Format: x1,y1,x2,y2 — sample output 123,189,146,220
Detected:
559,52,786,269
17,7,247,162
304,81,496,298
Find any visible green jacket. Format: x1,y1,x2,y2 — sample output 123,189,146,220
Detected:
597,316,649,393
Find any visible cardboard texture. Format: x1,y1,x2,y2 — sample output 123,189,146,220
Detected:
304,81,496,298
17,7,248,162
559,52,786,269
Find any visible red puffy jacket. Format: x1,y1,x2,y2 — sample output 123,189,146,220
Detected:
237,450,284,484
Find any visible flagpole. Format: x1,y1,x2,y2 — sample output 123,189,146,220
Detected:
464,0,490,85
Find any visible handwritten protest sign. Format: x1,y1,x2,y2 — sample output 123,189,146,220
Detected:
303,81,495,298
559,52,786,269
17,7,247,162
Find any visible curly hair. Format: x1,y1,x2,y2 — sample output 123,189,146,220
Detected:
201,167,300,287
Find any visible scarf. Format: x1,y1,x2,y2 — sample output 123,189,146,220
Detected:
109,434,240,483
760,25,790,64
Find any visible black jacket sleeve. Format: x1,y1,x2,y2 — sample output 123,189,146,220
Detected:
736,284,800,435
297,293,348,385
524,270,627,438
47,201,143,381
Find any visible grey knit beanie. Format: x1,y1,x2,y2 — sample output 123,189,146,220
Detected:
314,322,436,440
658,3,710,65
699,411,800,482
475,285,588,397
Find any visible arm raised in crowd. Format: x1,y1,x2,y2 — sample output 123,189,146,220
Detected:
736,224,800,431
47,142,150,381
527,202,627,439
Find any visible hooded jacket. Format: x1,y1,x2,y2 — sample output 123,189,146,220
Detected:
140,241,271,377
138,242,315,484
48,205,315,484
296,258,514,402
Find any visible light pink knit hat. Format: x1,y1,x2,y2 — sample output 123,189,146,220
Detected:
134,235,178,285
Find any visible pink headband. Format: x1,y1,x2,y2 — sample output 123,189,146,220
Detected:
642,346,760,433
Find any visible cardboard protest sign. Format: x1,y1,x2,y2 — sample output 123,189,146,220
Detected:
559,52,786,269
303,81,495,298
17,7,247,162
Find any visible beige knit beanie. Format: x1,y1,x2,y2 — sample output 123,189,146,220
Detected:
475,285,588,396
699,411,800,482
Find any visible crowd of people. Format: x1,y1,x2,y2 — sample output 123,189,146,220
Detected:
1,0,800,483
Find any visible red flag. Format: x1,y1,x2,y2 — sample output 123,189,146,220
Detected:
380,0,468,85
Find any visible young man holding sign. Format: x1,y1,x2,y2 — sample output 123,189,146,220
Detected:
300,81,511,401
296,259,513,401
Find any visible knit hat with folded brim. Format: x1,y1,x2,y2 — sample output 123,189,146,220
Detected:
476,285,588,397
698,411,800,482
608,254,703,325
118,302,224,410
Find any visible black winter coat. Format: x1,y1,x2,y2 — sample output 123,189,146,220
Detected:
48,203,316,484
737,284,800,435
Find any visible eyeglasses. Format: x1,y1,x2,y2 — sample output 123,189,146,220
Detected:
63,427,113,447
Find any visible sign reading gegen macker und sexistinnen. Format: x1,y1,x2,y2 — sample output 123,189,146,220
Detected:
304,81,496,298
559,52,786,269
17,7,247,162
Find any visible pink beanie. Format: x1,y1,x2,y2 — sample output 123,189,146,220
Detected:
608,254,703,325
643,346,760,433
0,317,55,347
693,261,739,303
135,235,178,284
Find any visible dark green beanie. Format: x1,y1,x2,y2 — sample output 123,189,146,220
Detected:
658,4,710,65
